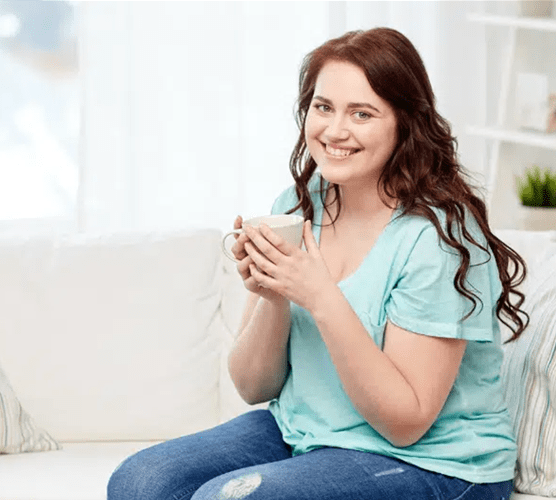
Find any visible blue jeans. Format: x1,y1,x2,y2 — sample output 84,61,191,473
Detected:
107,409,514,500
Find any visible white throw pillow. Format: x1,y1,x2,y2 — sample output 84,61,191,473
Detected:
0,362,60,453
500,251,556,496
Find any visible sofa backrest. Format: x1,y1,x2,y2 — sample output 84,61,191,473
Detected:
492,229,556,342
0,227,553,445
0,229,226,442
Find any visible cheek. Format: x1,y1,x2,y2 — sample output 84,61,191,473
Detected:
385,129,399,155
304,112,323,140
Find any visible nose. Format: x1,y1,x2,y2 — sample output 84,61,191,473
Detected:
324,113,350,142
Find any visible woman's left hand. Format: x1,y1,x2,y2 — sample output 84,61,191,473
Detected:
243,220,336,313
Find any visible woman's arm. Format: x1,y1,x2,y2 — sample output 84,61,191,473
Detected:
226,216,292,405
227,292,291,405
310,286,467,448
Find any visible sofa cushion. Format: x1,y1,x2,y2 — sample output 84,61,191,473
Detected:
0,229,224,442
0,441,161,500
0,362,60,453
511,494,555,500
0,441,542,500
500,248,556,497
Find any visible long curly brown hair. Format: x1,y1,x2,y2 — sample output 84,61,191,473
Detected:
285,27,529,343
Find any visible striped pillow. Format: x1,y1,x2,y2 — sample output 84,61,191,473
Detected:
1,363,61,453
500,252,556,496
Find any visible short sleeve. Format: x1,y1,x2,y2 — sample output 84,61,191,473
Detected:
270,185,300,216
271,174,323,216
385,223,502,342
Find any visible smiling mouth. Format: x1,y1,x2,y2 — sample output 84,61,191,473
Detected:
321,142,362,158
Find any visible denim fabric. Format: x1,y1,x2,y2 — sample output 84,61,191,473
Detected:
107,410,514,500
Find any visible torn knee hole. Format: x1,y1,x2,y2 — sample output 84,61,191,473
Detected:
220,472,263,499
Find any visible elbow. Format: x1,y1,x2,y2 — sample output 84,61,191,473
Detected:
388,430,426,448
373,413,433,449
227,355,257,404
227,355,281,405
234,384,277,406
229,373,264,405
236,376,284,405
244,393,272,406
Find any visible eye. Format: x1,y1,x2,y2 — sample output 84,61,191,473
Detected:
314,104,331,113
355,111,371,120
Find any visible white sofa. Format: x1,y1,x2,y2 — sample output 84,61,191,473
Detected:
0,226,555,500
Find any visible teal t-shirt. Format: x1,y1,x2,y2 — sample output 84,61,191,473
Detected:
267,173,517,484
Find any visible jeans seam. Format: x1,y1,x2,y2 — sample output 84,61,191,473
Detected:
450,483,475,500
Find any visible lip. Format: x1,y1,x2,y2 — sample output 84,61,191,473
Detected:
321,141,362,159
326,142,360,151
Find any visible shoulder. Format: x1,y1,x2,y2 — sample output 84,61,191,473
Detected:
386,204,497,287
271,185,298,215
395,205,489,256
271,173,323,216
385,204,502,341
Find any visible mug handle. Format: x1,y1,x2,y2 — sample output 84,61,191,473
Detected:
221,229,243,262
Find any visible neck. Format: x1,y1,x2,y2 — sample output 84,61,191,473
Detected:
326,182,398,222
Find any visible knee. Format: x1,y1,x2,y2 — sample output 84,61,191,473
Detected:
107,448,172,500
191,471,264,500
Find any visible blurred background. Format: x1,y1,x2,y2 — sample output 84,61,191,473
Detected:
0,0,555,236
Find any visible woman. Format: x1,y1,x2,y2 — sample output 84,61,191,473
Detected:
108,27,529,500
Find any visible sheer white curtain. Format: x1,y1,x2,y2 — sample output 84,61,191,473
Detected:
80,1,486,235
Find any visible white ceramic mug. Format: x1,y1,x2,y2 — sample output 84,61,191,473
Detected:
222,214,304,262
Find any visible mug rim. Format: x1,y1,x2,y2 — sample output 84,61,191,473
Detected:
246,214,303,228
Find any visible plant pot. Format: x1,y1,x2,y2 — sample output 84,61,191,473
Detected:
517,205,556,231
519,0,554,17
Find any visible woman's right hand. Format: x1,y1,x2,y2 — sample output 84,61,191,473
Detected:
231,216,286,304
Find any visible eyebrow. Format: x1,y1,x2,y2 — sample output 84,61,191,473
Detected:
313,95,381,114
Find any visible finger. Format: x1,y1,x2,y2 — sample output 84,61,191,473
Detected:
249,263,272,289
236,255,253,280
233,215,243,240
246,224,290,261
231,232,250,259
245,241,276,277
259,223,298,257
302,220,318,252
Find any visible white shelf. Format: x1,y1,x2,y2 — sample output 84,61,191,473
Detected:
466,126,556,150
467,13,556,31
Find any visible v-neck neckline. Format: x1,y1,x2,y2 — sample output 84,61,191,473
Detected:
313,179,401,287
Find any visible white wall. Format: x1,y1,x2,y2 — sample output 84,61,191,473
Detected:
80,1,487,234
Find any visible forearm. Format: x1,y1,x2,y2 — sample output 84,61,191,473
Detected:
310,286,424,447
228,296,291,405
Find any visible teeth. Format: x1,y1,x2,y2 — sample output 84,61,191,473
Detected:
325,144,357,157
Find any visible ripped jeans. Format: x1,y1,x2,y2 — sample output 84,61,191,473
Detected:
107,410,514,500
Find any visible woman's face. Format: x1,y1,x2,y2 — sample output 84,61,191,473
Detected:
305,60,398,190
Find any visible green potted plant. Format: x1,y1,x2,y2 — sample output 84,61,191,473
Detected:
514,165,556,231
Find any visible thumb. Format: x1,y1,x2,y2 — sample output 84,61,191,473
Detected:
303,220,318,252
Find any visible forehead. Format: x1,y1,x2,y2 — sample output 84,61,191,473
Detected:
314,60,377,101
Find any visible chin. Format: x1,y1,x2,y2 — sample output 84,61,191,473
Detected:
318,159,357,177
319,163,385,192
317,167,355,187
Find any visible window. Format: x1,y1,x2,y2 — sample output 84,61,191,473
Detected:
0,0,78,231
